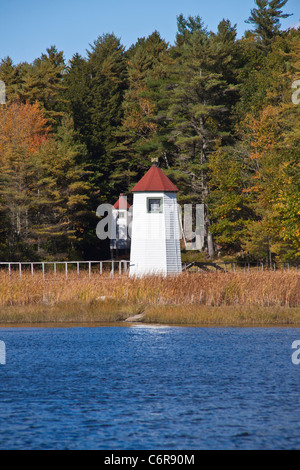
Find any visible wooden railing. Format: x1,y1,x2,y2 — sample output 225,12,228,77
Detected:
0,260,298,278
0,260,130,278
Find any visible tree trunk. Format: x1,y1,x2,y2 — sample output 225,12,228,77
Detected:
207,231,215,258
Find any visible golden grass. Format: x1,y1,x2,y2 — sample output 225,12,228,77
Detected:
0,270,299,325
143,304,300,326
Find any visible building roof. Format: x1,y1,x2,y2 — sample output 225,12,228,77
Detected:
113,194,131,209
131,164,179,192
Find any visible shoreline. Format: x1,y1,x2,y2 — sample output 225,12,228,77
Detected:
0,302,300,327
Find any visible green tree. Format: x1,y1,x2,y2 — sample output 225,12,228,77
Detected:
64,53,91,141
207,146,255,253
110,31,170,193
0,57,27,102
167,18,240,255
34,116,93,259
87,34,127,178
19,46,67,127
65,34,127,202
245,0,292,51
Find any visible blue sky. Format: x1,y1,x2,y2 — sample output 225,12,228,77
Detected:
1,0,299,64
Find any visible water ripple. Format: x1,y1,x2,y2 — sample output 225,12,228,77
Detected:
0,326,299,449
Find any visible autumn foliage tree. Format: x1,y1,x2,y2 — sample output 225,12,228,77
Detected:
0,102,49,258
0,102,92,260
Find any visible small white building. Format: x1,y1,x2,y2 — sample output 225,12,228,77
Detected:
129,164,182,277
110,194,131,259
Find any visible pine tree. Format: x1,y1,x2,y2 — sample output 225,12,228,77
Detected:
245,0,292,51
110,31,170,193
33,116,93,259
175,14,208,48
167,19,240,255
66,34,127,201
64,53,91,140
0,57,23,102
19,46,67,127
207,146,255,253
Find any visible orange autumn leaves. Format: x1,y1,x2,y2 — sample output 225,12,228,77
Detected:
0,101,50,160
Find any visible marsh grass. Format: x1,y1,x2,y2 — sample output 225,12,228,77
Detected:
0,270,299,325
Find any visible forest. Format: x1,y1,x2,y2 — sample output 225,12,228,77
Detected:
0,0,299,265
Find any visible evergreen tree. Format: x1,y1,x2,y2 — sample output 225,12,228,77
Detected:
0,57,23,102
245,0,292,51
167,18,240,255
65,34,127,202
110,31,170,193
207,145,255,254
19,46,67,127
64,53,91,140
175,14,208,48
34,116,93,259
87,34,127,176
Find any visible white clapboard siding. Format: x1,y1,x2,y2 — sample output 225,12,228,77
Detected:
164,193,182,275
129,191,181,277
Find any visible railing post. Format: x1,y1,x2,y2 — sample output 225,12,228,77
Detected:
19,263,22,278
100,261,103,275
31,263,34,276
42,262,45,280
77,262,80,276
88,261,91,279
65,262,68,279
8,263,11,276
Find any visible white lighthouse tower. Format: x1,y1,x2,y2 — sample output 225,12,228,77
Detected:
129,163,182,277
110,194,131,259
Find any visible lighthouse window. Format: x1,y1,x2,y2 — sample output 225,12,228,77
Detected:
147,198,163,213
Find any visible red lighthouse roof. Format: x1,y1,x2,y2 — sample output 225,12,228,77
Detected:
131,165,179,193
113,194,131,209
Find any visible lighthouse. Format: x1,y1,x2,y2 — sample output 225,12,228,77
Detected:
110,194,131,259
129,163,182,277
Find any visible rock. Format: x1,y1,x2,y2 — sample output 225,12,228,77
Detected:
124,313,146,322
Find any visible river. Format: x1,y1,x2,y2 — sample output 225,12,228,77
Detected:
0,324,299,449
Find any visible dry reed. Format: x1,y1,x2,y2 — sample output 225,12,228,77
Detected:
0,270,299,324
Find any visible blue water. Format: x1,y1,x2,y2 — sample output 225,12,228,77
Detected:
0,325,299,450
